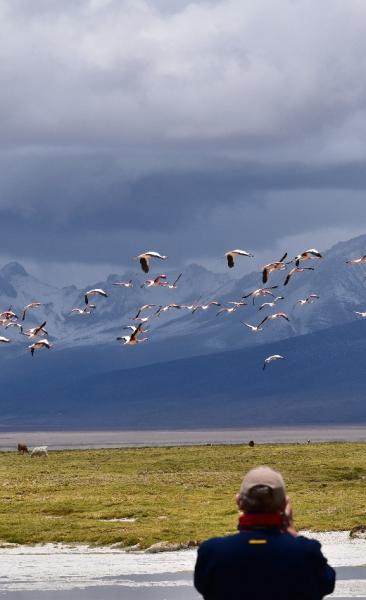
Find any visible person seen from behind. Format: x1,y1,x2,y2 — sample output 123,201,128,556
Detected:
194,466,335,600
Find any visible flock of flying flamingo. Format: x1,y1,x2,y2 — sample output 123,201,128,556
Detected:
1,248,366,369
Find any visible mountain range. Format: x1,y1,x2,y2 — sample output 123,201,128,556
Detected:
1,233,366,429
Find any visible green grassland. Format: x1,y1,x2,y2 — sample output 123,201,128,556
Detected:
0,442,365,548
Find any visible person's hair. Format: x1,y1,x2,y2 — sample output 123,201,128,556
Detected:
240,485,282,513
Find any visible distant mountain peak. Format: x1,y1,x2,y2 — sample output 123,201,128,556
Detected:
1,262,28,279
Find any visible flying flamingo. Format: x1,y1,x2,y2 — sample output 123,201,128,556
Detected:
21,303,42,321
258,297,284,311
262,253,288,283
131,304,159,321
216,301,247,317
0,336,11,343
161,273,183,289
135,251,168,273
225,249,254,268
112,280,133,288
141,274,167,288
84,289,108,305
192,301,221,314
70,304,96,315
28,338,51,356
240,321,264,333
243,286,279,305
116,323,148,345
155,304,182,316
294,249,322,267
284,267,314,286
346,255,366,265
263,355,285,370
22,321,48,338
294,294,319,307
257,312,290,328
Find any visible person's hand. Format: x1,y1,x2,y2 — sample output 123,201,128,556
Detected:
282,495,297,536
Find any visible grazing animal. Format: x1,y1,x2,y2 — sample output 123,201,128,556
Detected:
17,443,29,454
225,249,254,268
31,446,48,457
248,440,255,447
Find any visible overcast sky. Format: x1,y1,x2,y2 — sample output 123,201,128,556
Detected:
1,0,366,285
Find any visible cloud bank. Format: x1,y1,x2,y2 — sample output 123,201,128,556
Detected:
1,0,366,282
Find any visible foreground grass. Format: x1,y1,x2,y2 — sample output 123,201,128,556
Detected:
0,443,365,548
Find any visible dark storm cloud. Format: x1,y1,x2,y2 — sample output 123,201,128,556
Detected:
1,0,366,279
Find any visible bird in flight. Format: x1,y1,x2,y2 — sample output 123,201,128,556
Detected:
155,304,182,317
294,249,322,267
225,249,254,268
354,311,366,318
262,253,288,283
294,294,320,307
346,255,366,265
112,280,133,288
263,354,285,370
22,303,43,321
0,308,17,320
141,274,167,288
284,267,314,286
192,301,221,314
258,297,284,311
70,304,96,315
243,286,279,305
116,323,148,345
257,312,290,328
240,321,264,333
0,336,11,344
136,251,168,273
22,321,48,338
28,338,51,356
84,289,108,305
131,304,158,321
160,273,182,289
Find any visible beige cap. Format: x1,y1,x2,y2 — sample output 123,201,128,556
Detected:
239,466,286,513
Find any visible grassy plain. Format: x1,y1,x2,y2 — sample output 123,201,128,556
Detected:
0,443,365,548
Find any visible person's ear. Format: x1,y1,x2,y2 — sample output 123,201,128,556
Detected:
236,493,242,509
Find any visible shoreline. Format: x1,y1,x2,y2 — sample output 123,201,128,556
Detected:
0,530,365,553
0,532,365,596
1,425,366,450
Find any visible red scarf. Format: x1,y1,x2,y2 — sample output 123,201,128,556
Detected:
238,513,282,529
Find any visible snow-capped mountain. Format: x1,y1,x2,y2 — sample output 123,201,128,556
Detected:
1,232,366,361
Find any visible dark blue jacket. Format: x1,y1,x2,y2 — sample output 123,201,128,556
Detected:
194,529,335,600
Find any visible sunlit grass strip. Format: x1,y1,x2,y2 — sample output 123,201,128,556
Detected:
0,443,365,547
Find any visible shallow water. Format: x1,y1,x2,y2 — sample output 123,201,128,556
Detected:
1,425,366,450
0,532,364,598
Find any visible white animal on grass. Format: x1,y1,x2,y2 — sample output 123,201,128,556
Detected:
31,446,48,457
